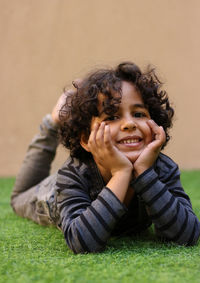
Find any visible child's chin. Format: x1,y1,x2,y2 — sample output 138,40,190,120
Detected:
125,152,141,164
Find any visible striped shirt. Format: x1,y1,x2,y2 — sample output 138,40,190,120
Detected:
55,153,200,253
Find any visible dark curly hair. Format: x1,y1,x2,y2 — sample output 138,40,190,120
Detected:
59,62,174,161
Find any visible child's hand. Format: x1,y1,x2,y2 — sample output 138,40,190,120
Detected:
87,121,133,178
134,120,166,177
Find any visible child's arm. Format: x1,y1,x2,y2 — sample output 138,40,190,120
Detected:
56,160,129,254
130,120,200,245
132,155,200,246
56,121,135,253
86,121,133,203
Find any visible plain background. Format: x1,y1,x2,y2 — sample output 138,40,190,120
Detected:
1,0,200,176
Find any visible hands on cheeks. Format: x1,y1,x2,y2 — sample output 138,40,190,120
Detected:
86,119,166,180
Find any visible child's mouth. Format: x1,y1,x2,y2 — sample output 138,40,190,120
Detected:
118,138,141,144
118,136,142,145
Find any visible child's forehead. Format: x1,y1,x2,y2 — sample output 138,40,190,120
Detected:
97,92,116,101
97,91,121,107
97,82,144,105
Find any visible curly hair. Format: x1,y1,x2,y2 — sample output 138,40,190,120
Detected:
59,62,174,160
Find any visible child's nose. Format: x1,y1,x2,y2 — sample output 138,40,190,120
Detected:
121,118,137,131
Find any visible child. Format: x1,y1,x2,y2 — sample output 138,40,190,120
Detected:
11,62,200,253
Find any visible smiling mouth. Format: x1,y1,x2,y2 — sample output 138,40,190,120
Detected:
118,137,142,144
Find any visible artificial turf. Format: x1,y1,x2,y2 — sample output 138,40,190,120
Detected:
0,172,200,283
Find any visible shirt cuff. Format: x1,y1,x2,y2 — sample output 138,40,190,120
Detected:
131,167,158,194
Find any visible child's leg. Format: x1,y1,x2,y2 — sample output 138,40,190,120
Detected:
11,114,60,226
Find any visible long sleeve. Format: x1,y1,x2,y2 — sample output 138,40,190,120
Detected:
132,154,200,246
55,158,127,253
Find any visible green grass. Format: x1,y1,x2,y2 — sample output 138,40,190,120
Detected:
0,172,200,283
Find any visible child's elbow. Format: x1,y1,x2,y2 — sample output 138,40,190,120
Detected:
66,240,106,254
155,223,200,247
173,235,199,247
180,221,200,246
185,229,200,246
64,229,107,254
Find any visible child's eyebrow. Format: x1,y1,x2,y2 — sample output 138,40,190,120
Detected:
132,103,147,109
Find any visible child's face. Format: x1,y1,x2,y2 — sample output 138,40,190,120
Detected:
91,81,153,164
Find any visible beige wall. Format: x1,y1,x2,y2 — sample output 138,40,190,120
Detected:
1,0,200,176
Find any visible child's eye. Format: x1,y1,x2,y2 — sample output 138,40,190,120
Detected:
133,112,147,118
104,115,119,121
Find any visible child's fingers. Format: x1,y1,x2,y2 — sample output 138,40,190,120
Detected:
157,126,166,144
147,120,166,148
147,119,159,132
96,122,105,146
88,122,99,148
104,124,112,149
154,125,166,145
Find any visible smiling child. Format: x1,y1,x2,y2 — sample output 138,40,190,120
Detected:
11,62,200,253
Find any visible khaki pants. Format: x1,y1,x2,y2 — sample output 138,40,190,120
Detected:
11,116,61,227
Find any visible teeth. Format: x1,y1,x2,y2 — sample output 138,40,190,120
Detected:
120,139,140,144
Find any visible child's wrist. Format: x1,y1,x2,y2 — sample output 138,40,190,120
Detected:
111,168,132,180
134,166,149,178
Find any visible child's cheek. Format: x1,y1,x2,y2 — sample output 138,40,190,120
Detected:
107,125,118,144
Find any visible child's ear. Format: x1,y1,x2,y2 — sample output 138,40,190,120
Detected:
80,134,90,152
